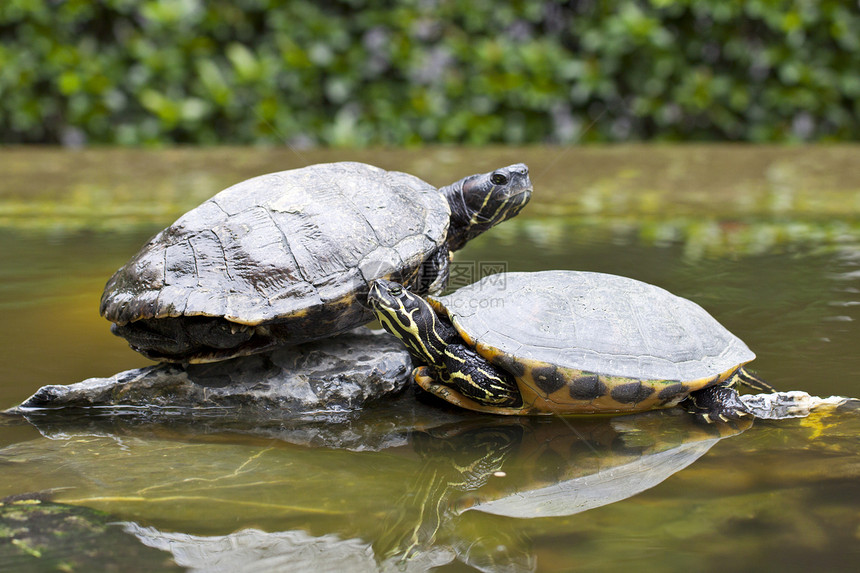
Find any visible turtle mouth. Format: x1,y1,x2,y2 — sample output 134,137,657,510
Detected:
502,184,533,212
508,178,533,203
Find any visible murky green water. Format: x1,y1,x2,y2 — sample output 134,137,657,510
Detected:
1,147,858,571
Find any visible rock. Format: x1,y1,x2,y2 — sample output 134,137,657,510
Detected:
739,391,858,420
7,328,412,419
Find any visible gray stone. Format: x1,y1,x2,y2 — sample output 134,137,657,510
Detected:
8,328,412,419
739,391,857,420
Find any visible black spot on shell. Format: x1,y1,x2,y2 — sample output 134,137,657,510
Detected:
657,382,689,404
610,382,655,404
569,374,606,400
531,366,566,394
492,354,526,378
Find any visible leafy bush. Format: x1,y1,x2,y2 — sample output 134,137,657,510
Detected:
1,0,858,145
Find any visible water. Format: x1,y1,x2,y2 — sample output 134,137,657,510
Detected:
1,147,858,571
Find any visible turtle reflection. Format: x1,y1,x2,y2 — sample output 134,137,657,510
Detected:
378,410,750,567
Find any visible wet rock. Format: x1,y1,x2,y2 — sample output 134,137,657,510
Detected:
6,328,412,419
739,391,858,420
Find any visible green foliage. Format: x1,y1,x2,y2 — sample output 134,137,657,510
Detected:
1,0,858,145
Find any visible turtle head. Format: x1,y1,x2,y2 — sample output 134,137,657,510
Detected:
442,164,532,251
368,279,447,363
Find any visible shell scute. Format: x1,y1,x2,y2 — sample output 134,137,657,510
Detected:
163,241,197,288
568,374,606,401
439,271,754,384
657,382,690,405
610,382,656,405
153,286,189,319
530,365,566,394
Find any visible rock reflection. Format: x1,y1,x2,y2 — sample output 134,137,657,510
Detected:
122,524,393,573
1,399,754,572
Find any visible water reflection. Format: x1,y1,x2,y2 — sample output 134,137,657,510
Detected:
1,402,750,571
375,412,747,568
122,523,450,573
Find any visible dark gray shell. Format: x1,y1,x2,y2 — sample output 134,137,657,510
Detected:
101,162,450,326
433,270,755,383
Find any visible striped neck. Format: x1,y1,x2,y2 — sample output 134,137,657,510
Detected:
377,295,452,365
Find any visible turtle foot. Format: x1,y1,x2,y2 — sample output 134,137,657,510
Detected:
412,366,526,416
683,385,753,425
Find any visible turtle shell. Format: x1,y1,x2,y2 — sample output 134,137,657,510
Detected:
430,270,756,414
101,162,450,359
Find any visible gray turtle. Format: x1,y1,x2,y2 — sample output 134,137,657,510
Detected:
101,162,532,363
368,270,775,421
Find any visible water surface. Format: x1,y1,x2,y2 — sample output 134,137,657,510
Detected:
1,146,858,571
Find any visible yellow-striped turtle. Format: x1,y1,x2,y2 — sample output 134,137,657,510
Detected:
100,162,531,363
368,271,775,421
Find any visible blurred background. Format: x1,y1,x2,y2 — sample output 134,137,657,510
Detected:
2,0,859,147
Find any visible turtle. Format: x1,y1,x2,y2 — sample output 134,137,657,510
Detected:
100,161,532,363
367,270,776,422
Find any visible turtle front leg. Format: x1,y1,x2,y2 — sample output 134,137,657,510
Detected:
413,342,525,416
413,366,527,415
414,343,523,413
683,385,753,424
442,343,520,406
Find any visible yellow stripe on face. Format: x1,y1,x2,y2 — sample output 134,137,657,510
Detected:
469,189,525,227
469,185,496,225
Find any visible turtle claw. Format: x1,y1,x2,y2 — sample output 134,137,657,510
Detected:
684,385,754,425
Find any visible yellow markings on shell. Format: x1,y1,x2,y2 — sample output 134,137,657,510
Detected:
451,316,477,347
470,344,746,415
425,297,446,313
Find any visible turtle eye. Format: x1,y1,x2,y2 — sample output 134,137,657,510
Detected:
490,172,508,186
389,285,403,296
